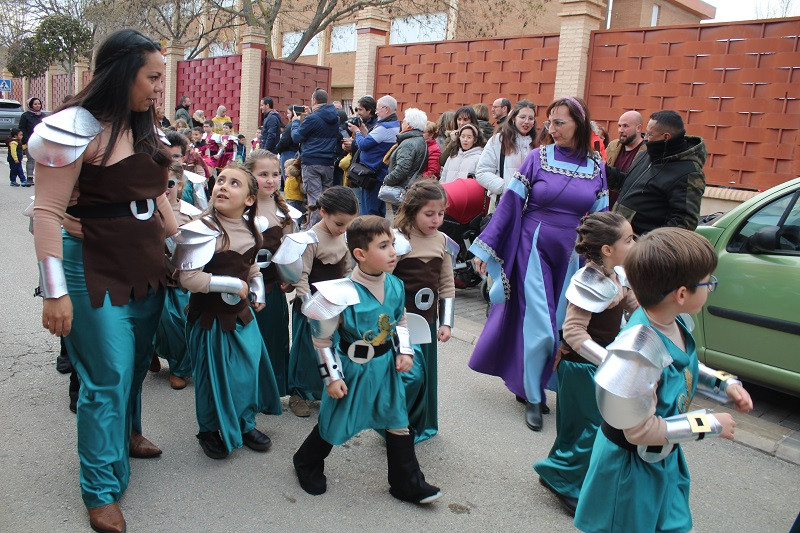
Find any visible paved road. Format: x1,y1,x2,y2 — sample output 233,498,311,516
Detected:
0,175,799,532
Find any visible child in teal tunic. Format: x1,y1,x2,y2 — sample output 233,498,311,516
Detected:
293,216,442,504
535,212,638,516
574,228,753,533
178,164,282,460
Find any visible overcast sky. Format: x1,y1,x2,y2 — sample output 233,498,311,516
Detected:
706,0,800,21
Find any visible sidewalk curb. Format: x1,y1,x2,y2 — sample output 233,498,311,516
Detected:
450,314,800,466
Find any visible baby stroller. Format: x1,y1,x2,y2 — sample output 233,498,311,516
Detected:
441,176,491,301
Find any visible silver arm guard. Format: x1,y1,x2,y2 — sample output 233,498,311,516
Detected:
439,298,455,329
578,339,607,366
316,346,345,386
36,257,68,299
395,325,413,356
249,276,266,305
697,363,742,396
664,410,724,443
208,276,245,294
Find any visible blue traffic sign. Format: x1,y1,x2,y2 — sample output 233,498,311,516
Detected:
0,79,11,92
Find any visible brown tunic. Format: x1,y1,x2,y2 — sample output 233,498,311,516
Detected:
256,194,295,289
186,247,257,331
75,154,169,307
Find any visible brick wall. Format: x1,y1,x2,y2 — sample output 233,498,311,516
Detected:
374,34,560,121
261,58,332,113
585,17,800,190
51,74,69,107
29,77,46,102
12,78,23,102
176,54,243,130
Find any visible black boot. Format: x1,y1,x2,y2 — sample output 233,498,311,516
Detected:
293,424,333,495
68,370,80,413
385,429,441,504
56,336,73,374
525,402,543,431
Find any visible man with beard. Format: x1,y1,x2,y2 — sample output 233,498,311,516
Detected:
609,110,707,235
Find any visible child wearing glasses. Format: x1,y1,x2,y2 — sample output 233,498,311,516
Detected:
153,162,203,389
574,227,753,533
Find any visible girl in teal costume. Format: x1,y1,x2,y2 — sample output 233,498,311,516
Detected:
245,149,297,396
31,29,179,532
534,212,637,516
287,187,358,414
574,228,752,533
179,164,282,459
392,180,456,443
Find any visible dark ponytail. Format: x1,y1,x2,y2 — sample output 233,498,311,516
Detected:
574,212,629,264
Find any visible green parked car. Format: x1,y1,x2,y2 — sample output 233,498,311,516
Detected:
693,177,800,396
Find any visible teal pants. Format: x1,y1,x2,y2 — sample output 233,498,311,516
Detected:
254,283,290,396
154,287,192,378
287,308,326,401
401,322,437,443
62,233,164,508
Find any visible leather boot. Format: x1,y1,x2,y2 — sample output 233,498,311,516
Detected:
148,354,161,373
293,424,333,495
169,374,187,390
525,402,543,431
69,370,80,413
385,429,442,504
197,431,228,459
539,477,578,516
88,502,126,533
129,431,162,458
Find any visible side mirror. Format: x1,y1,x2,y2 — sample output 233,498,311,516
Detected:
747,225,780,253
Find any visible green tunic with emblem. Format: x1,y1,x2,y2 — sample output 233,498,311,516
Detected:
318,269,410,446
574,307,698,533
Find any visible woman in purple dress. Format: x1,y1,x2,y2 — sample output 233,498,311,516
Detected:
469,97,608,431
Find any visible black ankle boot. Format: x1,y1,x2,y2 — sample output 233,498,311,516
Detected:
68,370,80,413
385,429,441,504
525,402,543,431
293,424,333,495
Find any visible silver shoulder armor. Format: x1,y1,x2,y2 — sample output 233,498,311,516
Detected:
184,168,206,184
444,234,460,267
392,229,412,256
283,204,303,221
253,215,270,234
167,218,220,270
613,265,630,288
27,107,103,167
566,265,619,313
594,325,673,430
157,126,170,145
302,278,360,339
179,200,203,218
273,230,319,284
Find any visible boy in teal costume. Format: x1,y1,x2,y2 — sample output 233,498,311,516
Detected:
292,215,442,504
574,228,753,533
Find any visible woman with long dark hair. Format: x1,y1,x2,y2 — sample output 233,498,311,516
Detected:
469,97,608,432
475,100,537,211
30,29,177,533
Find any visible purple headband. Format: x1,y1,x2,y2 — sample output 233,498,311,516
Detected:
563,96,585,121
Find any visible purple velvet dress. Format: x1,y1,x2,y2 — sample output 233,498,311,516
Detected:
468,144,608,404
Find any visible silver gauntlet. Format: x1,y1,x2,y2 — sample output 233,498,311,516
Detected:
439,298,455,329
36,257,68,299
664,410,723,443
208,275,245,294
315,346,345,386
579,339,607,366
697,363,742,395
395,325,413,356
249,276,266,304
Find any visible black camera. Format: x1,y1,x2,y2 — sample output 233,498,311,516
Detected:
292,105,306,115
348,116,362,127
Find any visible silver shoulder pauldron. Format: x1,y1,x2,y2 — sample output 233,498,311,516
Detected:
393,229,412,256
566,265,619,313
273,230,319,284
302,278,360,339
27,107,103,168
594,325,673,430
179,200,203,218
444,234,460,267
167,217,221,270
